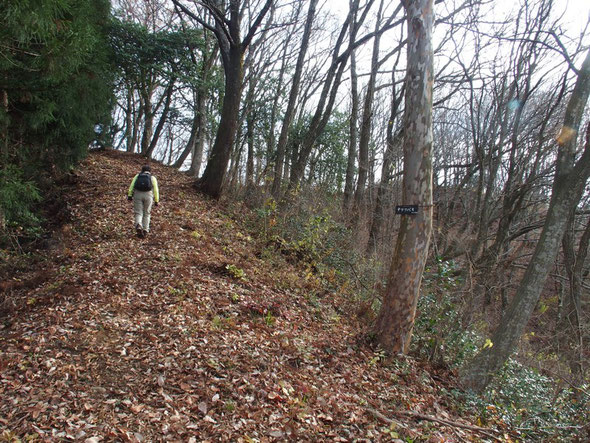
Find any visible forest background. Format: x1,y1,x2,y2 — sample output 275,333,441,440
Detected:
1,0,590,438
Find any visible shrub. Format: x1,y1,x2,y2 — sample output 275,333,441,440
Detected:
0,166,42,244
465,359,589,440
411,258,478,367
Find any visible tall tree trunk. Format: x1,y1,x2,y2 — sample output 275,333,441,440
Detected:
288,0,402,192
461,48,590,392
343,1,361,212
197,46,243,199
173,38,218,174
367,53,405,255
559,212,589,383
145,76,176,159
373,0,434,354
265,39,290,184
188,91,207,177
125,85,135,152
130,97,143,154
245,81,256,187
353,0,383,214
343,77,358,211
173,0,273,199
173,104,198,169
139,81,154,155
367,94,403,254
271,0,318,198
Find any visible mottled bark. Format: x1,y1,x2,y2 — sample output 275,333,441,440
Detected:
373,0,434,354
461,48,590,392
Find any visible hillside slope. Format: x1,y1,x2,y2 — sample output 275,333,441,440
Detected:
1,150,500,441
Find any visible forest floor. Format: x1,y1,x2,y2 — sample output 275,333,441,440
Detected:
0,150,506,442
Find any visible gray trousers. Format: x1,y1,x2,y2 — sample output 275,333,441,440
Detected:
133,190,153,232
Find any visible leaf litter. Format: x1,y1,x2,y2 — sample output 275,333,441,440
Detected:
0,150,504,441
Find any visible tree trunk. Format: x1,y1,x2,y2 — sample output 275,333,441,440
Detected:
245,81,256,187
271,0,318,198
559,211,589,383
145,76,176,159
367,126,403,255
367,57,405,255
172,0,272,199
343,1,361,212
287,0,360,192
197,46,243,199
172,103,197,169
461,48,590,392
125,85,135,152
287,0,402,192
353,0,383,214
188,90,206,177
139,81,154,155
373,0,434,354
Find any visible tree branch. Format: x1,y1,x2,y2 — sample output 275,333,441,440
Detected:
367,408,504,442
242,0,274,51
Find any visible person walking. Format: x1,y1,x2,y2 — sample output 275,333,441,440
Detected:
127,165,159,238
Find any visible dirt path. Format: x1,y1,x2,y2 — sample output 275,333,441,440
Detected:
1,150,490,442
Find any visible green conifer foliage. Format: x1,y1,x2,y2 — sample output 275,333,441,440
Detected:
0,0,114,238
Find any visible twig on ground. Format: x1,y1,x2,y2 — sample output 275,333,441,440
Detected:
366,407,408,430
367,407,503,442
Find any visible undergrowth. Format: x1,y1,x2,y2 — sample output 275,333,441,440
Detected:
248,198,590,440
0,165,43,248
414,258,589,440
468,360,589,440
249,194,376,302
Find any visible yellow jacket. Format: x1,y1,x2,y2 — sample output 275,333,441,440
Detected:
128,174,159,203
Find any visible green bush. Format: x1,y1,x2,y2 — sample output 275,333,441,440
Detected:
465,359,589,440
412,261,589,439
0,166,42,242
411,258,478,367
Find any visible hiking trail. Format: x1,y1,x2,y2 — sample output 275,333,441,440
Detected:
1,150,497,441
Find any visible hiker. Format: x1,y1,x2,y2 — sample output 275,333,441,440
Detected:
127,165,159,238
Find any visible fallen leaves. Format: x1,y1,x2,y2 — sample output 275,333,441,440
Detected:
0,150,498,441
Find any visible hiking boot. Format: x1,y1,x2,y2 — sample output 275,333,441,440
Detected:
142,229,148,238
135,224,143,237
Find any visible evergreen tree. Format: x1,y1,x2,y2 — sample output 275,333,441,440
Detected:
0,0,114,238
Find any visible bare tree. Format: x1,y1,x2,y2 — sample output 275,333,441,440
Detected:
373,0,435,353
353,0,385,216
461,47,590,392
270,0,318,198
172,0,274,199
559,209,590,384
287,1,404,193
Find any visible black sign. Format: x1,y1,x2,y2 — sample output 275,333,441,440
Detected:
395,205,419,215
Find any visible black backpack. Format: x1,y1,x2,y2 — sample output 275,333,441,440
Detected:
134,172,153,192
